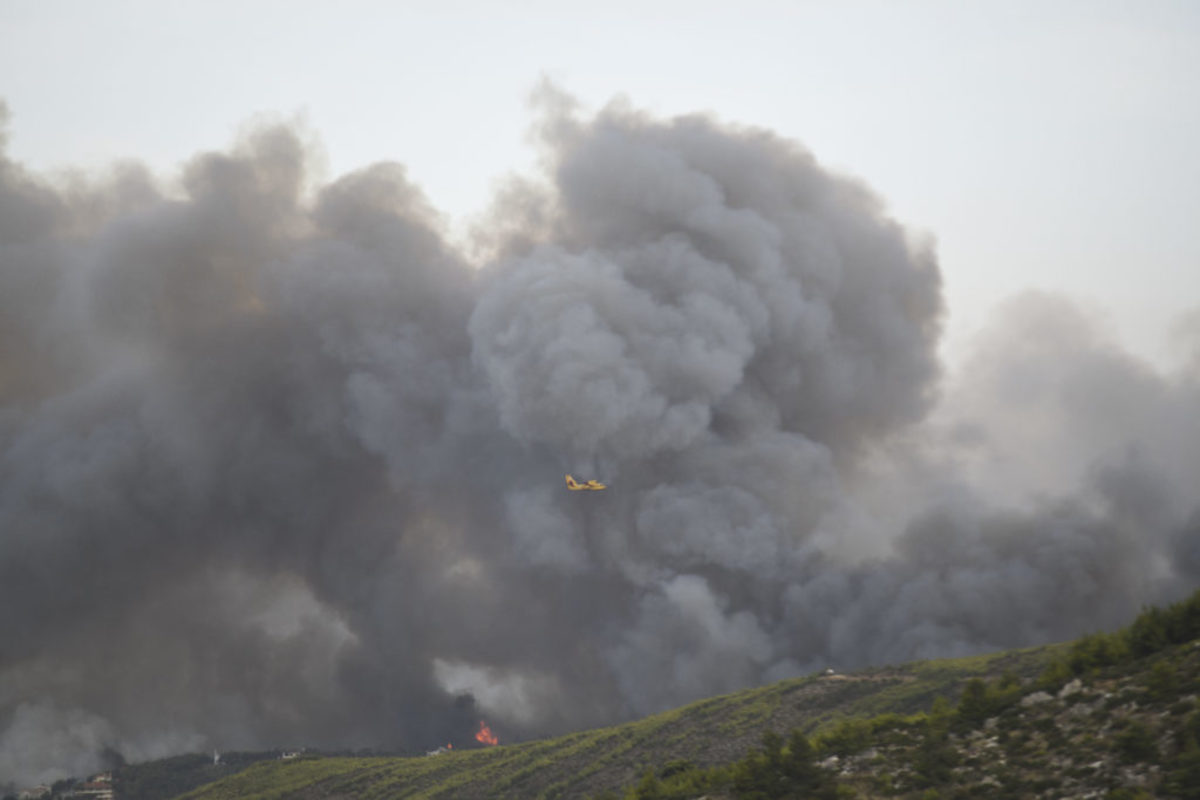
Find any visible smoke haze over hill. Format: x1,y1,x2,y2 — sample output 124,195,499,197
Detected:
1,91,1197,787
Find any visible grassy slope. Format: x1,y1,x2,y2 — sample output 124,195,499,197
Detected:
178,644,1060,800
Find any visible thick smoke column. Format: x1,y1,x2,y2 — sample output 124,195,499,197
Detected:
0,94,1196,787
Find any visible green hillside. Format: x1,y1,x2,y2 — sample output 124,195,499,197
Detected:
164,589,1200,799
170,650,1056,799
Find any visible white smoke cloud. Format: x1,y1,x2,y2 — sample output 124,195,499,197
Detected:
0,703,117,787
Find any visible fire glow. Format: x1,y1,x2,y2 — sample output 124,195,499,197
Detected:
474,720,499,746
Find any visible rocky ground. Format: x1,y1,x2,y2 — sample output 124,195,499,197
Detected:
822,641,1200,798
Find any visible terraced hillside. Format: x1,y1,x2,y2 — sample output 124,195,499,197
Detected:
174,646,1059,799
127,587,1200,799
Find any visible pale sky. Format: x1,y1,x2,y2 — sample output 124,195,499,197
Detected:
3,0,1197,368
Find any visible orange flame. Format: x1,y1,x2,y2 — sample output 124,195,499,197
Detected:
474,720,499,746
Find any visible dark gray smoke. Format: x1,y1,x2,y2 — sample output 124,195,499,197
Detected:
1,93,1196,787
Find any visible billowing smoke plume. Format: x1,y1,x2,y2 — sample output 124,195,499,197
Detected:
1,92,1196,787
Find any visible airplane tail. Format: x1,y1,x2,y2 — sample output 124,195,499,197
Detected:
566,474,605,490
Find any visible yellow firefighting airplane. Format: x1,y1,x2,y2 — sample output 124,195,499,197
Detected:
565,474,607,491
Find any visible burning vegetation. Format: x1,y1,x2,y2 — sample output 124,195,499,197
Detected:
475,721,499,747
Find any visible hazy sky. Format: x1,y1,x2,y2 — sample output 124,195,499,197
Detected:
2,0,1197,365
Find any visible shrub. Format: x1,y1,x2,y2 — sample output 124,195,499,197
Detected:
817,718,873,757
1068,632,1130,673
1127,607,1169,656
1163,732,1200,799
911,723,959,789
1114,721,1158,764
1039,656,1074,689
629,768,663,800
1104,790,1154,800
1127,589,1200,657
657,760,693,780
957,678,990,723
731,729,840,800
927,695,951,721
1145,659,1178,700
